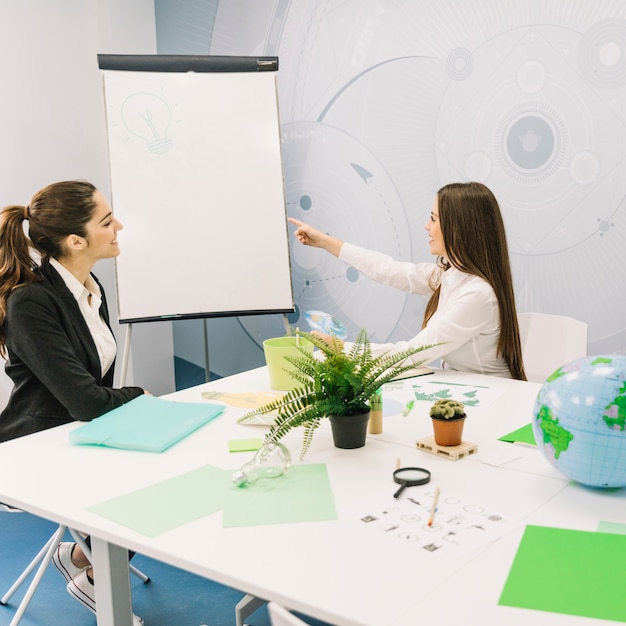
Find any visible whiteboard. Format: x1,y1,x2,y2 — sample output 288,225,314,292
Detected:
99,57,294,323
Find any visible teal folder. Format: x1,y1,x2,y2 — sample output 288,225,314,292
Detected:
69,395,224,452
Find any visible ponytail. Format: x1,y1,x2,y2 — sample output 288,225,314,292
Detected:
0,180,97,357
0,205,39,355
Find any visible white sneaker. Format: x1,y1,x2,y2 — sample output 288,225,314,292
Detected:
67,570,144,624
52,542,87,583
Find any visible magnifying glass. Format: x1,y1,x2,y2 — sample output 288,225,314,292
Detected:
393,467,431,499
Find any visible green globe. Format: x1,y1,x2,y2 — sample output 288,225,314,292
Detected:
532,355,626,488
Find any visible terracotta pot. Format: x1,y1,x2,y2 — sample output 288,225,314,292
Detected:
431,415,466,446
329,411,370,449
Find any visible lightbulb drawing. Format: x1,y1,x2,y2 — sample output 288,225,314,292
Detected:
121,93,173,154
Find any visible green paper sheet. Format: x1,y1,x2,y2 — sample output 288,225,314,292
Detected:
498,423,536,445
228,438,263,452
88,463,337,536
499,525,626,622
88,465,233,537
598,520,626,535
224,463,338,528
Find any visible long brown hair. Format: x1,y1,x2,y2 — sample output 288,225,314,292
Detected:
0,180,97,354
422,182,526,380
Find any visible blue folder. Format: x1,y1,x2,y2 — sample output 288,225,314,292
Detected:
69,395,224,452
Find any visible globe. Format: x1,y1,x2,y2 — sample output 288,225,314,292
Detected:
304,310,348,340
532,355,626,488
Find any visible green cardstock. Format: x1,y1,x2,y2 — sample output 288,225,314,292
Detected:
88,465,233,537
228,438,263,452
223,463,338,528
499,525,626,622
88,463,338,536
498,423,536,445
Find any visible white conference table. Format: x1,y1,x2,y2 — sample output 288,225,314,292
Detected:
0,367,624,626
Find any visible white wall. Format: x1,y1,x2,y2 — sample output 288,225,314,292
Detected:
0,0,176,397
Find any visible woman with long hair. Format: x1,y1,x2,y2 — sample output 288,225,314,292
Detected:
289,181,526,380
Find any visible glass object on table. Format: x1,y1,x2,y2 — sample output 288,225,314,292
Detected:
232,441,292,487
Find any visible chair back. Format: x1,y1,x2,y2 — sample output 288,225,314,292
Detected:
518,312,588,383
268,602,308,626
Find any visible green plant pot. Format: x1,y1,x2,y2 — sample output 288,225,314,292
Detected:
329,411,370,449
263,336,314,390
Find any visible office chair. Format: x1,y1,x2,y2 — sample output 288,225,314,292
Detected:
1,523,149,626
267,601,309,626
518,312,588,383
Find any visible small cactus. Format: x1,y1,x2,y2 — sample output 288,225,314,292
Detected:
429,399,465,419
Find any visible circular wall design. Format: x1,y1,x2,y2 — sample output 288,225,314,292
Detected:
494,102,568,183
578,19,626,88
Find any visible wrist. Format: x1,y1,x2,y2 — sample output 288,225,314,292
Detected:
324,236,343,257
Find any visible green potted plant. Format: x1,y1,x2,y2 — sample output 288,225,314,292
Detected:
429,398,466,446
239,329,435,458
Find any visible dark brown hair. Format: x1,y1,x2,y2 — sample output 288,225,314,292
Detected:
422,182,526,380
0,180,97,354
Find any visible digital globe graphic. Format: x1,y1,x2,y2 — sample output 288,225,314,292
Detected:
532,356,626,488
304,310,348,340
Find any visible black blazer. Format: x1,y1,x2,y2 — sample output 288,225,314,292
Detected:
0,260,143,442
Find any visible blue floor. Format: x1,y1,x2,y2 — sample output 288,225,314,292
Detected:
0,509,330,626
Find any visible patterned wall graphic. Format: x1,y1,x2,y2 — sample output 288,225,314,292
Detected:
159,0,626,372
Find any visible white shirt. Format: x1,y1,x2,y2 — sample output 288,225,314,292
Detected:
339,243,511,378
49,258,117,377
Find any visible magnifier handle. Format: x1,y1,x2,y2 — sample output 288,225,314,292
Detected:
393,483,407,499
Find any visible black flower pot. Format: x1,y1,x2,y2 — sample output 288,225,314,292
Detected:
329,411,370,449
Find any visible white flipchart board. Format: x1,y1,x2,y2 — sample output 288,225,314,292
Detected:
98,55,294,323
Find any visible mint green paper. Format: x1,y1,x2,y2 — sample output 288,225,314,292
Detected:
88,463,337,536
498,423,536,445
499,525,626,622
228,438,263,452
88,465,233,537
598,520,626,535
69,395,224,452
223,463,338,527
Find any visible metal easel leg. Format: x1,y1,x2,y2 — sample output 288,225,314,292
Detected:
119,322,133,387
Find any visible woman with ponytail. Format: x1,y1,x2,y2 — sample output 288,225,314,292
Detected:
0,180,146,623
288,182,526,380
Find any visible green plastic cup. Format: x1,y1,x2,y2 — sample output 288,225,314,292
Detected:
263,336,314,390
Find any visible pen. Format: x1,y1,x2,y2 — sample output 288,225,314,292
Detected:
427,487,440,526
402,400,415,416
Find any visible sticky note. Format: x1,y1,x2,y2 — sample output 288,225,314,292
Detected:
228,438,263,452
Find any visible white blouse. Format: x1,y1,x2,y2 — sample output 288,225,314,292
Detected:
339,243,511,378
50,258,117,377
